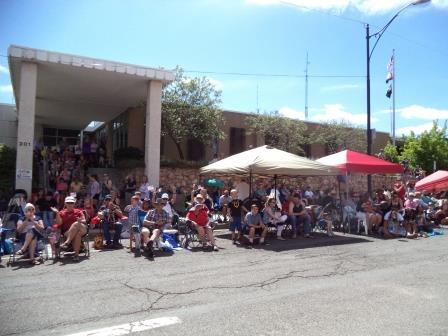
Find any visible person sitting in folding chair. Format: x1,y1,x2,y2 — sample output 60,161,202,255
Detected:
142,198,171,259
54,196,87,262
263,196,287,240
245,204,268,247
186,194,219,251
16,203,45,265
97,194,123,249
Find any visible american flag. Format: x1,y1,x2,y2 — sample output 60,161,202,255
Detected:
386,55,394,83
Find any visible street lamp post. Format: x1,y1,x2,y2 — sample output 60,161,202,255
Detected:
366,0,430,194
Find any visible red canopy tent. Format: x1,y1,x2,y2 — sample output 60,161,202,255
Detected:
316,150,403,174
415,170,448,192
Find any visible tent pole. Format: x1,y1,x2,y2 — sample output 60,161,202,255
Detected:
249,171,253,198
274,174,277,207
345,171,349,202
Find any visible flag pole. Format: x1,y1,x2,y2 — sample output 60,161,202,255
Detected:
392,49,396,146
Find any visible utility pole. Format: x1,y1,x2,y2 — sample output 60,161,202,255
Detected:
392,49,396,146
305,52,309,120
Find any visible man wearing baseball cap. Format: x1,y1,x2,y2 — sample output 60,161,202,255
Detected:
54,196,86,262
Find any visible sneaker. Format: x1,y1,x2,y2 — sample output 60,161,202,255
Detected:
212,245,219,251
277,236,286,241
232,239,237,245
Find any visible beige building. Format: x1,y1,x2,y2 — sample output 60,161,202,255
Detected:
101,108,391,163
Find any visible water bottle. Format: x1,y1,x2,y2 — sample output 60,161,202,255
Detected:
45,243,53,259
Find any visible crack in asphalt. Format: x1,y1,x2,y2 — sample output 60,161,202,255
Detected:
119,258,363,312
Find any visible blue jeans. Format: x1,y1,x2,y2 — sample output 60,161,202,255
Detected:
102,221,122,245
41,211,54,229
290,214,311,235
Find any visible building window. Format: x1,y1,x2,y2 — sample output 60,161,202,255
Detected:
187,138,205,161
229,127,246,155
112,112,128,152
43,127,80,147
303,144,311,158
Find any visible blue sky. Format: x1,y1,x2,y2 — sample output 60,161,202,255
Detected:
0,0,447,137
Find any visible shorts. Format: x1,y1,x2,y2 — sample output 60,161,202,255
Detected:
244,226,264,235
229,217,242,232
388,223,406,237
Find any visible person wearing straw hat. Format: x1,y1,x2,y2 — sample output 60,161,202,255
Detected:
142,198,170,259
186,194,219,251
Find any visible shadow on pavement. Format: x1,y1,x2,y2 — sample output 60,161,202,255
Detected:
215,231,372,252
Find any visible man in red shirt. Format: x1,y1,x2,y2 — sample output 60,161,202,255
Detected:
186,194,218,251
54,196,87,261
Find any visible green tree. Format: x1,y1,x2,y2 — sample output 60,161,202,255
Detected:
399,121,448,173
162,67,224,160
247,111,308,155
383,142,399,163
309,120,366,154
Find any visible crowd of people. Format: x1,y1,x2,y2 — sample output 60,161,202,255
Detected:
1,142,447,266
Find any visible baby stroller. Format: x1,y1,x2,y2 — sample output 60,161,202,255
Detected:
313,203,335,236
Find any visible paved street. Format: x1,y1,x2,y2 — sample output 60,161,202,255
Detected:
1,230,448,336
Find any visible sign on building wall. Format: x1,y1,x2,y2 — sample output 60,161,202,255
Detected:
16,169,32,179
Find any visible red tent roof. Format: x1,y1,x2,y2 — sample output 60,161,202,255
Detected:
316,150,404,174
415,170,448,192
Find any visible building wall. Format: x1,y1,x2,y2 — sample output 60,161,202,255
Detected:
126,109,392,161
0,103,18,148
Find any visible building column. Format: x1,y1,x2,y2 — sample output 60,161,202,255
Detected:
15,62,38,197
144,80,162,187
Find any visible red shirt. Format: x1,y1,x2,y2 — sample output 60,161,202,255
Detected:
59,208,84,232
187,206,209,227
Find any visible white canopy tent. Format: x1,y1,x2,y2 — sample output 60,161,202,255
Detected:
200,145,340,176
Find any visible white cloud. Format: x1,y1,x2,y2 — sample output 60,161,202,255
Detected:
245,0,439,15
0,84,13,93
311,103,378,125
0,65,9,75
396,122,435,136
320,83,361,92
207,77,224,91
399,104,448,120
279,106,306,119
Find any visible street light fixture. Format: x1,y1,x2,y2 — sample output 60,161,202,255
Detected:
365,0,430,194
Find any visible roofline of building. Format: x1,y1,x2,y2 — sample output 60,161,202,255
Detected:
220,109,391,137
7,44,175,83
